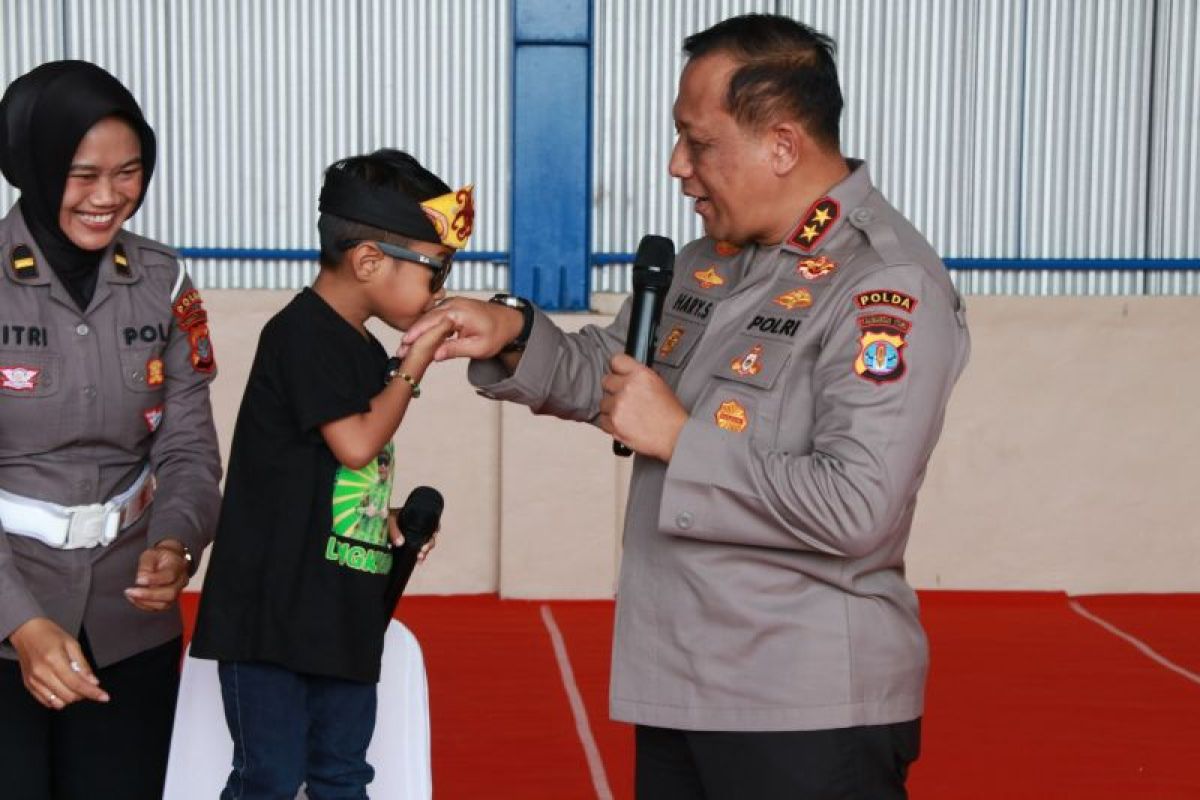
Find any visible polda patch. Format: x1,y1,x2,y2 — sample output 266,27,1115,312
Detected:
854,289,918,313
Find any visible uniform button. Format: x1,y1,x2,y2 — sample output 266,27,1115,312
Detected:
83,385,97,400
132,370,143,380
675,512,694,531
850,208,875,226
75,323,90,336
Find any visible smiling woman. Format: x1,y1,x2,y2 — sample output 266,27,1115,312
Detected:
0,61,222,800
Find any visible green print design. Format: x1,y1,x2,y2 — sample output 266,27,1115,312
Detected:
325,444,395,576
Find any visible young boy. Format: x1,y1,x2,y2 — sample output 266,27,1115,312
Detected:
190,149,471,798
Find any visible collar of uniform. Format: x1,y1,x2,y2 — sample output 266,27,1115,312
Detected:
1,204,140,286
781,159,874,256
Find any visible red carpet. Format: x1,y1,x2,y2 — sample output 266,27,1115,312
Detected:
181,591,1200,799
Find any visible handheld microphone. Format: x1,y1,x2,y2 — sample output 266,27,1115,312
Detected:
385,486,444,610
613,235,676,457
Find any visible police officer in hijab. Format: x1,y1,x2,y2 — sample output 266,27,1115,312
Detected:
0,60,221,799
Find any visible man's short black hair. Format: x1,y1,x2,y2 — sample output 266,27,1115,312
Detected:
683,14,843,151
318,149,451,268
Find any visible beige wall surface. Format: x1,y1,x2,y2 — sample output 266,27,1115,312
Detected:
196,291,1200,597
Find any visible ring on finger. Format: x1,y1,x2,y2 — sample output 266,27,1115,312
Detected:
69,660,82,673
47,691,60,703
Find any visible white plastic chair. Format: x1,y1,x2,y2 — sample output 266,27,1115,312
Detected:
164,620,432,799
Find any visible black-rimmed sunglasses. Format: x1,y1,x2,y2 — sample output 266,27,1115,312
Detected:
338,239,454,293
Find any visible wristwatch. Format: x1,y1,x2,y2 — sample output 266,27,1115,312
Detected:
488,294,534,353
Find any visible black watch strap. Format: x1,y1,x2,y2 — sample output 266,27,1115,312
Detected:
489,294,533,353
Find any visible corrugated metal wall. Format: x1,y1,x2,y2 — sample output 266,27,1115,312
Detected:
591,0,1199,295
2,1,1196,296
0,0,510,291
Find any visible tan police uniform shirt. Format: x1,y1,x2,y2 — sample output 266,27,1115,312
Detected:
0,205,221,668
470,162,970,731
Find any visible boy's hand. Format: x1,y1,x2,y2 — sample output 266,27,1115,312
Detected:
387,511,439,563
399,316,456,376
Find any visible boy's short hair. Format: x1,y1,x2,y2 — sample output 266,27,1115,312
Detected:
317,149,452,268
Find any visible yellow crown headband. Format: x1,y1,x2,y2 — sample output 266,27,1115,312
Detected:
420,184,475,249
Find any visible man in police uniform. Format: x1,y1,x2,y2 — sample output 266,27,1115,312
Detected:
0,59,222,799
407,14,969,797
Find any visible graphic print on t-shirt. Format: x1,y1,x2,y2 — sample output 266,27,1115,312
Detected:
325,443,395,575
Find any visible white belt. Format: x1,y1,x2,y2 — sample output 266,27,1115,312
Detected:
0,466,156,550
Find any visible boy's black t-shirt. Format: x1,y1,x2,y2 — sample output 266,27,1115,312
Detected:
191,288,401,683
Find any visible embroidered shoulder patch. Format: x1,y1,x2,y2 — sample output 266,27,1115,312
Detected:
854,317,908,384
172,288,216,373
10,244,38,279
855,289,918,313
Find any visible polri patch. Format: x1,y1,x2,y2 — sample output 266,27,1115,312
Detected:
730,344,764,377
0,365,39,391
715,399,748,432
10,245,38,279
855,289,918,313
146,357,165,386
143,404,164,433
795,255,838,281
693,266,725,290
787,197,840,251
773,287,813,310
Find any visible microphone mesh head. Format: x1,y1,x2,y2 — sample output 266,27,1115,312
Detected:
633,235,675,290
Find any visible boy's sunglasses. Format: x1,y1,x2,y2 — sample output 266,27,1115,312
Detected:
338,239,453,293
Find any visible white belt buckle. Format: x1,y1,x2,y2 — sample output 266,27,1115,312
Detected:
64,504,121,549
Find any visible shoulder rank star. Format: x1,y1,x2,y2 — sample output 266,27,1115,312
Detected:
788,197,840,251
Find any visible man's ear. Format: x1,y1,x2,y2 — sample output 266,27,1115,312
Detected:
349,242,386,282
768,120,809,177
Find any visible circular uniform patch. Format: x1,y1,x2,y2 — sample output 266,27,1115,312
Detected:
855,330,907,383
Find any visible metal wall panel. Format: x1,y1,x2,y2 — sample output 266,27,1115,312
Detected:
591,0,775,285
1022,0,1154,258
1149,0,1199,258
0,0,63,214
2,0,510,291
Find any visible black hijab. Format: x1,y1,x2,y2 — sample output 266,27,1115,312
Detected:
0,60,156,309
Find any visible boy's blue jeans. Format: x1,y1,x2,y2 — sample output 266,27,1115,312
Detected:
217,661,377,800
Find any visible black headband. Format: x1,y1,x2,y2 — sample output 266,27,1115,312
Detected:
317,168,441,244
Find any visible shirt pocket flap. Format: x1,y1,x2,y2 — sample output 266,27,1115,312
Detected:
712,338,793,390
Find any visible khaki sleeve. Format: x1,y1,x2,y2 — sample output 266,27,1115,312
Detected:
468,301,631,423
660,264,969,557
145,271,222,559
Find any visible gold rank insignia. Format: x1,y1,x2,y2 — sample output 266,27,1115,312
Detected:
658,326,685,358
855,329,907,383
795,255,838,281
113,243,131,277
773,287,813,310
715,399,749,432
731,344,764,377
787,197,839,251
693,266,725,289
714,240,741,257
146,357,165,386
10,244,38,279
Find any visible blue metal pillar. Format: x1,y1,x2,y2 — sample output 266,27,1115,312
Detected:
511,0,592,310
